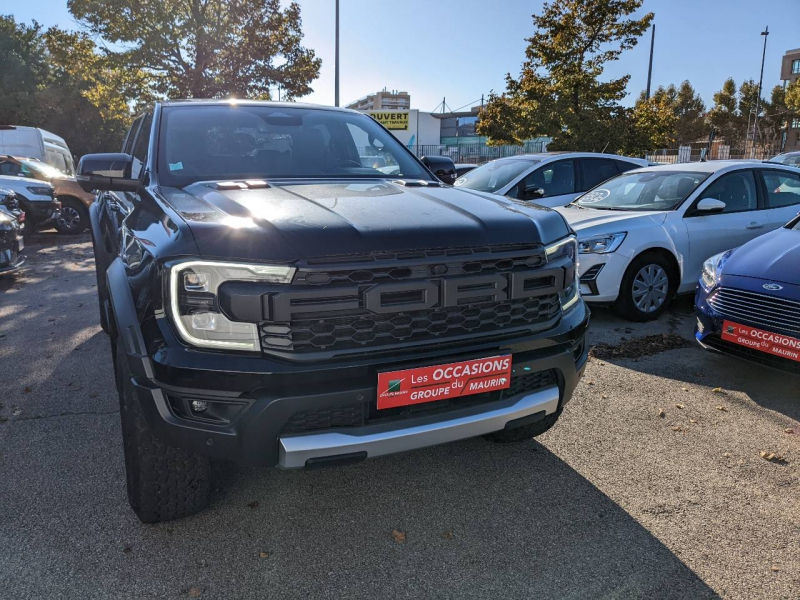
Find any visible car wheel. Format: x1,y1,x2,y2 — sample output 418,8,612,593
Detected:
114,336,211,523
613,252,676,322
483,408,562,443
55,197,89,234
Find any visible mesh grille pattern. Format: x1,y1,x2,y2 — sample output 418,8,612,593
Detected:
267,296,560,353
708,287,800,335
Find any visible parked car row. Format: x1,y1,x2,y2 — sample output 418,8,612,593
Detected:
450,149,800,374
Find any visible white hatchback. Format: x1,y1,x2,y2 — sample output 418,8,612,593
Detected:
453,152,649,207
556,161,800,321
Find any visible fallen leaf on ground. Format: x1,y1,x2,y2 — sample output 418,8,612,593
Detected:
259,552,270,559
589,334,690,359
188,588,202,598
681,387,689,392
723,453,731,458
658,409,665,418
441,531,454,540
12,407,22,416
601,394,608,399
123,547,132,554
24,387,31,393
391,529,406,544
671,426,682,432
715,405,728,412
712,387,727,395
771,565,780,572
675,404,685,409
785,428,795,434
690,419,698,424
587,381,595,386
247,501,259,509
760,451,787,464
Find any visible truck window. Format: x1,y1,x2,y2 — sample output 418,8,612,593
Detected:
157,105,430,186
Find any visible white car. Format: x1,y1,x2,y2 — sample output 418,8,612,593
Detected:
0,175,59,234
453,152,649,207
557,161,800,321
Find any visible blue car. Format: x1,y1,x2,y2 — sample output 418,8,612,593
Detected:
695,214,800,374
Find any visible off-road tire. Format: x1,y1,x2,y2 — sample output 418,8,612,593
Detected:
612,252,676,322
115,336,211,523
55,197,89,234
483,408,562,443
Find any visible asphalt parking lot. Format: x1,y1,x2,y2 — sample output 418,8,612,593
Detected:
1,233,798,600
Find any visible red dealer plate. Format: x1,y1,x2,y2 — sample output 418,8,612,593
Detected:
377,355,512,410
721,320,800,363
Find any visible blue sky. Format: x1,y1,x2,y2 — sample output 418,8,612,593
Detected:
9,0,800,111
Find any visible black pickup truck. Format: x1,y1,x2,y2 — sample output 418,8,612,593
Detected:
79,100,589,523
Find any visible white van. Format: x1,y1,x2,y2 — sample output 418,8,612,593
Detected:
0,126,75,176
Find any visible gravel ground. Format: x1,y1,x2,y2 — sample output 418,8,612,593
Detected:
0,232,798,600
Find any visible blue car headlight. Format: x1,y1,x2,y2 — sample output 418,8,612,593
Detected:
700,249,734,291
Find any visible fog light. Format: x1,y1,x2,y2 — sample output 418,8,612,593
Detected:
191,400,208,413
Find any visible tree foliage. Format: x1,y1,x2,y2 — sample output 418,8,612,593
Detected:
0,15,148,157
68,0,322,99
477,0,654,153
637,80,707,144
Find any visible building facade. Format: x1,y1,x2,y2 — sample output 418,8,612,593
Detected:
780,48,800,151
346,89,411,112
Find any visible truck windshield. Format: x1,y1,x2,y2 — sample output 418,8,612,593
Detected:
573,170,708,211
157,105,430,186
453,158,539,193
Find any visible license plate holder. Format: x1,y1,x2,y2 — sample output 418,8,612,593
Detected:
377,355,513,410
721,320,800,363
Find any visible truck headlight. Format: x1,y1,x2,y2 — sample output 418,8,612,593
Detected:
578,232,626,254
168,260,296,351
546,235,580,313
700,250,733,291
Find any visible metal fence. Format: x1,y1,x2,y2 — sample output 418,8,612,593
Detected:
409,141,546,165
646,141,781,164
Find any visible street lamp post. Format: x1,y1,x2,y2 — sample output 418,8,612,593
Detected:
752,26,769,158
335,0,340,107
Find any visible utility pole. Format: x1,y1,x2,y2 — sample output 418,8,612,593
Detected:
334,0,340,107
752,25,769,157
645,24,655,100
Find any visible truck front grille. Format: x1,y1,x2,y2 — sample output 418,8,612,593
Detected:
268,296,560,354
259,244,563,356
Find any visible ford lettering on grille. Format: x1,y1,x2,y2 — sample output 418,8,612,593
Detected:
270,269,563,321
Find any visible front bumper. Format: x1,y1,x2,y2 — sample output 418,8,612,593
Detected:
125,302,590,468
694,284,800,375
0,233,24,275
25,198,61,227
578,252,629,303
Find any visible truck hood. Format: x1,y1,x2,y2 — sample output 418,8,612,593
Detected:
724,227,800,285
159,180,571,262
555,205,668,236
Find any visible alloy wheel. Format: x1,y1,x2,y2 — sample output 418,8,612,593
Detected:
632,264,669,313
57,206,81,232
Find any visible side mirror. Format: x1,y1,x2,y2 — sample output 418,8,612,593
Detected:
695,198,726,214
523,185,545,200
421,155,457,185
77,153,139,193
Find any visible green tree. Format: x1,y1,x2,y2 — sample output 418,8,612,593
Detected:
477,0,653,152
68,0,321,100
624,94,677,155
0,17,49,125
0,15,149,158
709,78,742,146
786,80,800,113
635,80,707,144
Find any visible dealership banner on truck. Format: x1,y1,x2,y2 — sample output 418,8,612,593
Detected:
370,111,409,130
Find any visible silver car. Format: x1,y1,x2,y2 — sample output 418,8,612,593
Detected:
453,152,649,207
